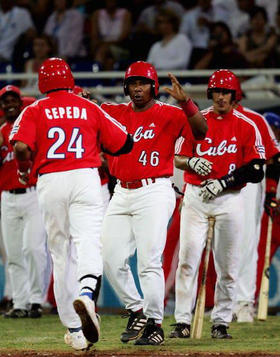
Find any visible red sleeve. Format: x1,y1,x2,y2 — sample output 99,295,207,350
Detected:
9,106,37,151
242,121,266,163
97,105,128,154
175,110,195,157
257,118,280,159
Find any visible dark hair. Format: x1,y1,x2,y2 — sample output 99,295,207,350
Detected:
156,8,180,33
249,6,268,22
211,21,233,44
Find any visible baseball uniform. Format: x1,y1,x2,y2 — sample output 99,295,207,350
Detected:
174,106,265,326
101,100,193,325
0,121,47,311
9,91,129,329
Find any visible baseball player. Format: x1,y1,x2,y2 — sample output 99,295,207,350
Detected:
101,61,207,345
0,85,47,319
9,57,133,351
232,78,280,322
255,112,280,301
170,69,266,339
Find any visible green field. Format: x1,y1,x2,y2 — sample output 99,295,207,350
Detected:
0,314,279,356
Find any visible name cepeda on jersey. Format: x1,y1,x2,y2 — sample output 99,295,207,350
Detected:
197,138,237,156
45,107,87,120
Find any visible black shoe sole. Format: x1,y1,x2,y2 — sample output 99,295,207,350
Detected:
120,328,145,343
73,300,99,344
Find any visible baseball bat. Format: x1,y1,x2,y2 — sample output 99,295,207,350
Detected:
257,216,273,321
191,216,215,339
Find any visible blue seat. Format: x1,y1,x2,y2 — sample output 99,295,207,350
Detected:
69,60,103,87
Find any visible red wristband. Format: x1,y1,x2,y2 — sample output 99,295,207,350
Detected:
180,99,199,117
16,159,32,173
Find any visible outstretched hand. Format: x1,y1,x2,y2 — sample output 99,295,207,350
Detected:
163,73,189,102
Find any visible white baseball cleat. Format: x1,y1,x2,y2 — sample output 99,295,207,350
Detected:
73,295,100,343
64,329,92,351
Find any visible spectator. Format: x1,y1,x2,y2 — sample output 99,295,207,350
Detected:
44,0,86,60
195,22,248,69
90,0,132,70
0,0,36,62
179,0,229,68
237,6,277,68
147,9,192,70
227,0,252,39
21,34,55,90
131,0,185,60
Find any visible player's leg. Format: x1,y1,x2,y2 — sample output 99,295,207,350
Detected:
130,179,175,345
22,189,48,318
102,184,145,342
173,184,209,337
36,172,89,350
211,191,244,337
1,191,29,316
235,182,263,322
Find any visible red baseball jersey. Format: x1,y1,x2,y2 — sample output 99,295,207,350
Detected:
101,101,194,181
9,91,128,175
176,107,266,185
236,104,280,160
0,121,36,190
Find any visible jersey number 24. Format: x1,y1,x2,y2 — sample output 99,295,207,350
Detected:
47,127,85,159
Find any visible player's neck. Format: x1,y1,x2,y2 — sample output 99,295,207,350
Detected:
131,99,155,112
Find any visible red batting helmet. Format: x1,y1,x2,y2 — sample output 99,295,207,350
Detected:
38,57,74,94
207,69,239,100
124,61,159,97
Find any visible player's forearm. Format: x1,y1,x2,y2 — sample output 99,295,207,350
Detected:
175,155,190,170
13,141,31,161
180,100,208,140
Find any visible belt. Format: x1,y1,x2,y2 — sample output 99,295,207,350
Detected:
8,186,36,194
120,178,156,189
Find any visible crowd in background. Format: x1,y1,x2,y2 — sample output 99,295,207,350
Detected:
1,0,280,92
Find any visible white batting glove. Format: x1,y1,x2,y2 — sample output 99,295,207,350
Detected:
187,157,213,176
17,169,30,185
199,179,227,202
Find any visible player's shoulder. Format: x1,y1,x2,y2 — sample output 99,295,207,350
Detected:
0,121,9,134
201,106,213,117
101,101,130,114
154,100,184,116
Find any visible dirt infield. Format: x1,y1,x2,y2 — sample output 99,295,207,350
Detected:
0,352,279,357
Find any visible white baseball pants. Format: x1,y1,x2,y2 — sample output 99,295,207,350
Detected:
102,178,175,324
175,184,244,325
36,168,104,328
1,188,47,310
236,181,265,304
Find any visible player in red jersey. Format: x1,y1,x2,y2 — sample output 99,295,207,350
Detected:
231,75,280,322
101,61,207,345
9,57,133,351
170,69,266,339
255,112,280,302
0,85,47,319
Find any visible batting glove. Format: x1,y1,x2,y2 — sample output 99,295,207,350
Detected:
187,157,213,176
199,179,227,202
17,169,30,185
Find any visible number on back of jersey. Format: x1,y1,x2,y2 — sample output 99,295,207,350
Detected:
47,127,85,159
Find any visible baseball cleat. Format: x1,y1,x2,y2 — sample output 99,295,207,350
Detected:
134,318,164,345
120,309,147,343
4,308,28,318
169,323,191,338
64,329,92,351
29,304,42,318
73,296,100,344
211,324,232,339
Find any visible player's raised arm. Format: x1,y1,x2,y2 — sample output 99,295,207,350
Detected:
164,73,208,140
